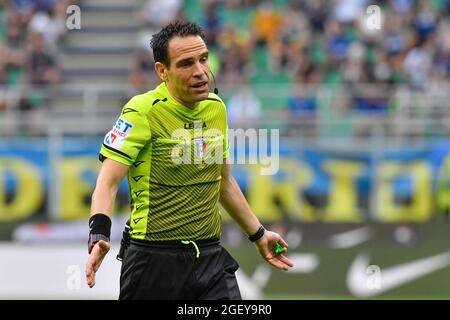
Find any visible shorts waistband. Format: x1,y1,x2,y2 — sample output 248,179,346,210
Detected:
130,237,220,250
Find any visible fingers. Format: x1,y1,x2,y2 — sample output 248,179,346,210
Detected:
262,247,294,271
272,240,293,267
267,255,293,271
85,241,111,288
85,261,96,288
277,238,289,251
86,245,102,288
276,254,294,268
262,233,294,271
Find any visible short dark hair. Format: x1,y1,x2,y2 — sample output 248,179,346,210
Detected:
150,21,206,67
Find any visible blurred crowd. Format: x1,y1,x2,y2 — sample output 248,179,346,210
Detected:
199,0,450,87
131,0,450,136
0,0,72,113
1,0,449,137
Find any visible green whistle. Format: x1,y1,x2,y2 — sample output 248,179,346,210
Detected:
274,242,283,254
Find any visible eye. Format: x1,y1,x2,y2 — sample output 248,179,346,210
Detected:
178,60,193,68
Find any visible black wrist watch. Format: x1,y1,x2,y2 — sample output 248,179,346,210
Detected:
248,226,265,242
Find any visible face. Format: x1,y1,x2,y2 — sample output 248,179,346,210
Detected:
155,35,210,108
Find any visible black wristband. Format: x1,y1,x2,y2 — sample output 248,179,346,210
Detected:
248,225,265,242
89,213,112,238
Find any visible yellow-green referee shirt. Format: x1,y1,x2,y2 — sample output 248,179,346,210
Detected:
100,82,229,241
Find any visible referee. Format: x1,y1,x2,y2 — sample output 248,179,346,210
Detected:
85,21,293,300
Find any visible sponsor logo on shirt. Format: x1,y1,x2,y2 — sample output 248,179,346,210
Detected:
184,121,206,129
104,118,134,150
114,118,133,135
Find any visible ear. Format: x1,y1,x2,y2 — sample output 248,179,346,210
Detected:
154,62,168,81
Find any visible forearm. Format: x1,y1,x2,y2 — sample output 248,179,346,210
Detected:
219,175,261,236
90,182,119,218
90,159,128,218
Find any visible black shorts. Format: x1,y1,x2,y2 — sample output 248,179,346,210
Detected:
119,238,242,300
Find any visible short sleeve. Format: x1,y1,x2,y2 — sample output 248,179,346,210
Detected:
100,103,151,166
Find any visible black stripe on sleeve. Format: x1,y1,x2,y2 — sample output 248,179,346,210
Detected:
99,153,107,162
102,143,132,159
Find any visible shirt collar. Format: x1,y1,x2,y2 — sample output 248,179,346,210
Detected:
157,82,203,113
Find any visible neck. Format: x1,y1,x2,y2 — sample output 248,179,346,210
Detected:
165,83,198,109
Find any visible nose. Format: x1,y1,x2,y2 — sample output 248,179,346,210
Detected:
193,61,207,79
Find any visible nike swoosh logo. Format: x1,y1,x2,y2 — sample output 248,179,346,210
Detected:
288,254,319,273
328,227,373,249
347,252,450,297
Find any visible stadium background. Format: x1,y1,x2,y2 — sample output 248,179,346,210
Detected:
1,0,450,299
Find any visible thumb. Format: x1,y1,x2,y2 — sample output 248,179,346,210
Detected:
97,240,111,254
